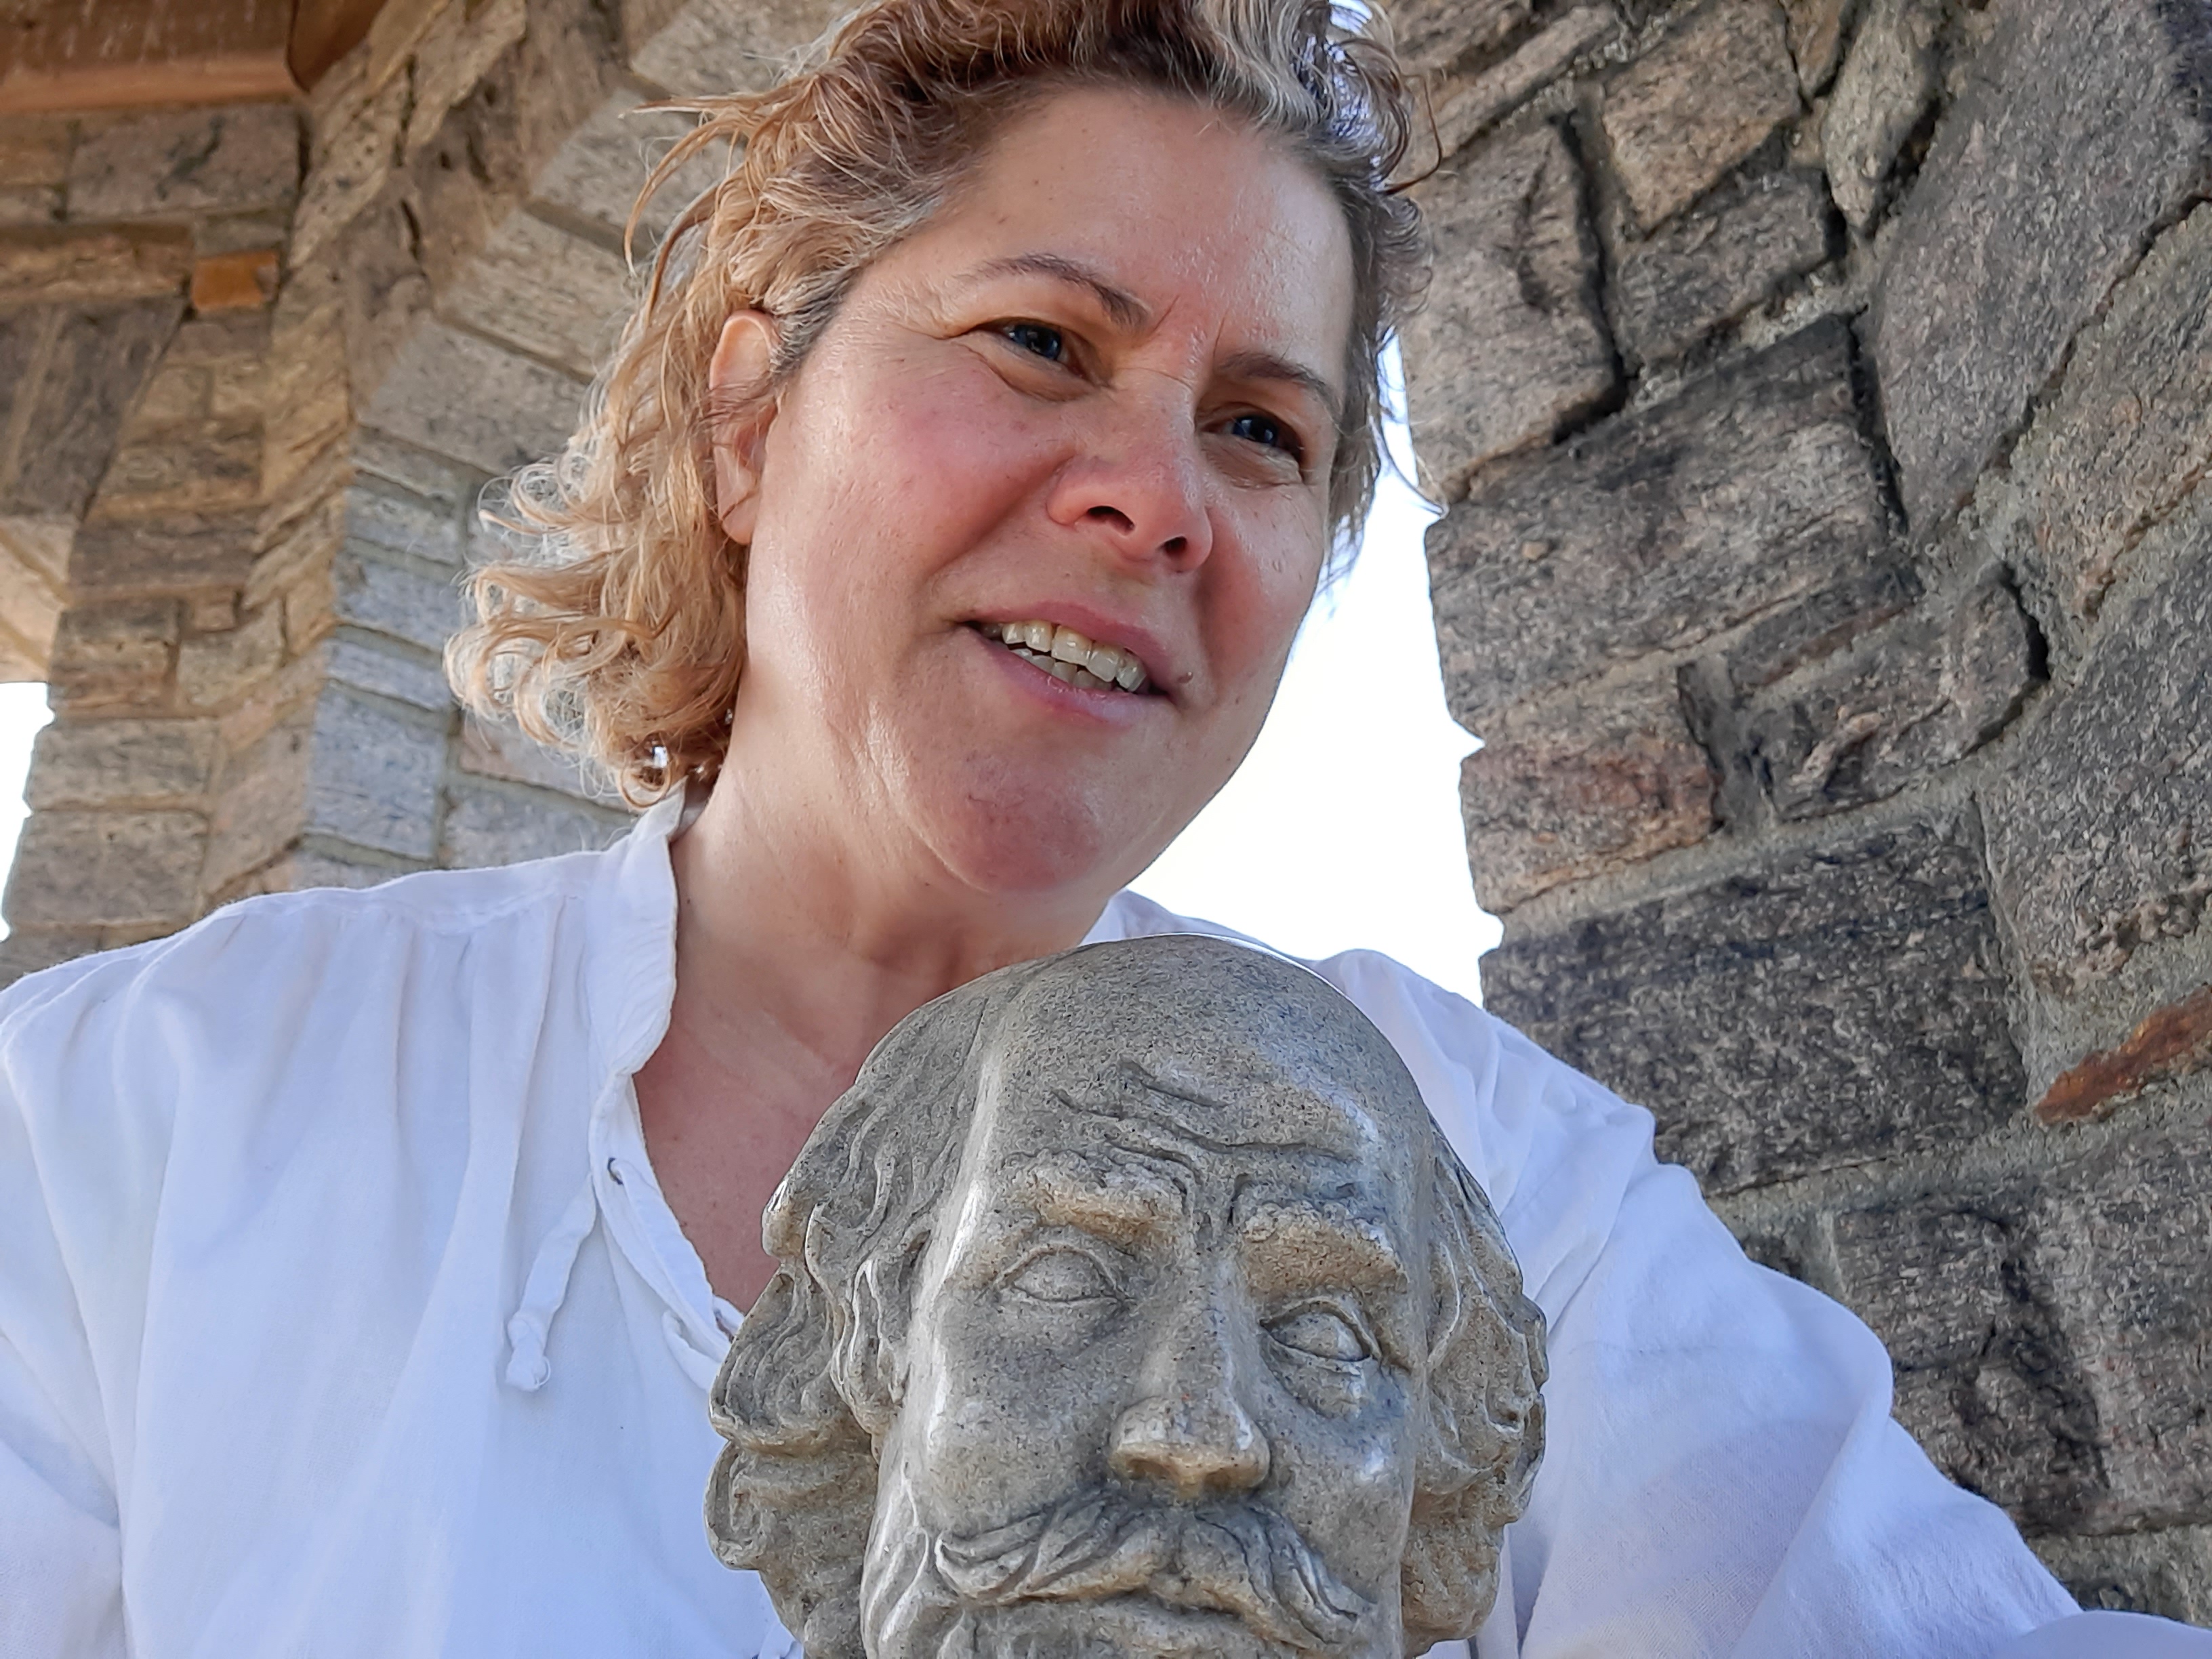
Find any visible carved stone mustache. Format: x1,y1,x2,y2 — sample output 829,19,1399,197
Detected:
932,1488,1374,1652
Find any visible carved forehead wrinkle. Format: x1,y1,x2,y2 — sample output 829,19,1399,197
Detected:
1235,1197,1406,1297
1008,1150,1184,1246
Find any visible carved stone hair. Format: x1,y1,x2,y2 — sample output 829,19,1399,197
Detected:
708,941,1547,1658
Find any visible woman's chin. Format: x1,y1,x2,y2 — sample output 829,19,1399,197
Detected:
923,789,1159,905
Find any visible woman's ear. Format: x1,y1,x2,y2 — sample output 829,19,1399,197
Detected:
708,310,779,544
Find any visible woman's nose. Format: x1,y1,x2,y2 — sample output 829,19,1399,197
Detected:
1107,1303,1271,1500
1045,390,1214,573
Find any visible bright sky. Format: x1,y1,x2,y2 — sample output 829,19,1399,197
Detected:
0,352,1498,985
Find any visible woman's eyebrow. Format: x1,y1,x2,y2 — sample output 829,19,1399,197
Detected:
970,251,1151,329
1217,348,1343,425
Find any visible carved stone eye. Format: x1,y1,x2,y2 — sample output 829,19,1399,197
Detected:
1004,1248,1118,1304
1268,1304,1370,1363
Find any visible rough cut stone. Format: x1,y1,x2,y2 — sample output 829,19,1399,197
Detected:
459,714,605,798
2036,985,2212,1125
441,209,634,379
95,417,262,517
1,300,180,519
333,548,472,654
352,428,482,507
47,597,179,710
2001,202,2212,637
67,106,300,221
0,228,191,306
405,0,528,158
1430,6,1619,161
631,0,850,96
1613,168,1832,363
2035,1524,2212,1626
26,718,220,809
363,319,587,474
1822,0,1942,230
1429,319,1886,728
304,689,444,861
1830,1197,2106,1530
346,476,465,565
1400,121,1616,493
0,117,69,222
1460,669,1715,912
1985,515,2212,993
1743,579,2038,820
71,511,259,595
1483,814,2022,1193
441,778,630,867
204,704,312,890
291,73,407,269
1868,0,2212,531
1724,558,1923,691
529,87,724,244
1783,0,1855,92
4,808,205,929
1388,0,1532,74
1600,0,1802,231
176,603,285,711
329,634,453,710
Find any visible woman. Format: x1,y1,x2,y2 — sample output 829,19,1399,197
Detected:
0,2,2197,1655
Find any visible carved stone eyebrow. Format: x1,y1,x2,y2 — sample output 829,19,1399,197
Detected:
1010,1155,1183,1247
1234,1198,1407,1299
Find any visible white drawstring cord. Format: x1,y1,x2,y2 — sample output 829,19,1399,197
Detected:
503,1179,600,1391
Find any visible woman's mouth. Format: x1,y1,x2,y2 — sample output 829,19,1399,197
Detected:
972,619,1154,695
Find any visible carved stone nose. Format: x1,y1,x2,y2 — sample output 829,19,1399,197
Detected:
1107,1387,1271,1500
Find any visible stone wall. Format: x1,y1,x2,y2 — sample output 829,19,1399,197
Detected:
1403,0,2212,1620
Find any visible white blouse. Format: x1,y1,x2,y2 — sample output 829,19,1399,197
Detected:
1,791,2201,1658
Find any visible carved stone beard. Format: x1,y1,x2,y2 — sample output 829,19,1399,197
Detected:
860,1467,1398,1659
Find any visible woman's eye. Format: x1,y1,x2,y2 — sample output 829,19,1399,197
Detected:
1000,321,1067,364
1225,411,1300,457
1002,1248,1117,1303
1267,1304,1371,1364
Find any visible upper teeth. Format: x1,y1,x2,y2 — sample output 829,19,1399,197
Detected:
980,620,1151,694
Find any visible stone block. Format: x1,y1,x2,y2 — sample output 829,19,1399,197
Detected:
363,319,587,474
0,535,64,663
1600,0,1802,231
1868,0,2212,531
1829,1197,2105,1530
0,227,192,306
190,248,281,314
441,209,634,379
333,548,471,653
405,0,528,159
71,511,259,596
352,428,482,508
1460,669,1715,912
292,72,406,269
2001,203,2212,638
630,0,852,97
1400,121,1617,491
458,714,603,798
47,597,178,710
529,87,728,244
346,477,465,565
66,106,300,221
1483,814,2022,1192
1782,0,1854,92
94,417,262,518
176,603,286,711
329,633,453,711
1387,0,1532,74
2034,1525,2212,1626
1723,558,1923,691
1613,167,1833,363
1822,0,1942,229
440,778,630,867
1,300,180,519
0,928,104,988
4,808,205,929
1985,517,2212,994
1429,319,1887,727
0,116,68,191
26,718,220,808
262,279,351,499
1430,6,1620,161
1742,579,2039,820
2036,985,2212,1126
205,703,312,890
304,689,444,861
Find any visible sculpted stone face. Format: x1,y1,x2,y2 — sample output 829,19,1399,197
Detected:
709,939,1544,1659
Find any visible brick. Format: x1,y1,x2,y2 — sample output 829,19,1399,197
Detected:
333,548,470,653
176,603,285,711
1868,0,2212,531
346,477,465,565
1830,1198,2105,1530
329,633,453,711
47,597,178,710
1387,0,1531,74
1723,558,1923,692
1430,6,1620,160
1742,579,2038,820
1613,168,1832,364
1460,669,1715,912
1986,518,2212,993
1429,319,1886,727
441,209,633,380
26,718,220,808
190,249,280,314
1600,0,1802,231
1782,0,1854,92
4,808,205,929
528,87,727,245
1483,815,2022,1192
458,714,602,798
363,319,587,474
2034,1525,2212,1626
405,0,528,159
1400,122,1617,491
1822,0,1943,229
0,227,191,305
1,300,180,519
70,511,259,596
304,690,444,861
2001,203,2212,638
66,105,300,221
630,0,851,97
293,71,406,268
440,778,630,867
95,417,262,517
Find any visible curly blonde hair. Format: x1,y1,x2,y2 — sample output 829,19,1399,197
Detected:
447,0,1427,804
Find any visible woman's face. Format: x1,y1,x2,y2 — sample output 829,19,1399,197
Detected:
725,85,1356,905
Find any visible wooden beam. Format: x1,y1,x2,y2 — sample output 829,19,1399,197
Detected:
0,0,307,114
291,0,394,91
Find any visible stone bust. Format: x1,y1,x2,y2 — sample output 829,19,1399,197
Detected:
708,935,1547,1658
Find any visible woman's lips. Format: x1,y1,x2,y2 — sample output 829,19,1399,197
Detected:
970,619,1154,695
